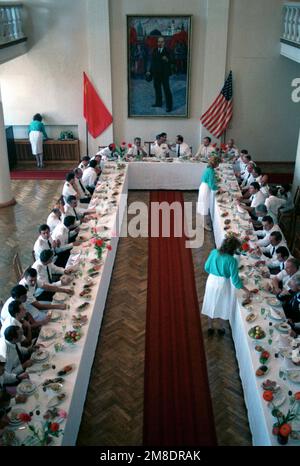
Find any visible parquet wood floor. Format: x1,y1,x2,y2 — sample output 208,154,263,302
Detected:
0,179,63,300
0,182,252,446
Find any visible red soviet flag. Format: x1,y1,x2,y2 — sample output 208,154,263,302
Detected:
83,72,113,138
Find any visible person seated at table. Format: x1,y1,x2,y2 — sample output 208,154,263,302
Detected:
170,135,191,158
78,155,90,172
89,154,102,174
240,162,256,192
238,182,266,216
74,168,92,204
0,327,34,382
63,196,95,225
276,276,300,323
197,155,221,231
151,133,170,158
32,249,74,302
126,137,148,159
233,149,249,175
254,215,282,247
257,172,269,198
1,285,30,325
265,185,287,224
263,245,290,275
33,224,71,267
19,268,66,320
254,231,286,264
46,208,62,233
0,301,33,345
52,215,81,249
278,184,294,213
1,286,47,337
202,236,250,336
250,204,276,230
82,159,98,194
224,138,239,160
194,136,215,160
62,172,80,203
271,258,300,293
0,356,21,390
98,144,117,162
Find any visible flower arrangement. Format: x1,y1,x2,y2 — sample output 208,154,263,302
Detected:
18,411,66,446
115,141,127,159
262,390,300,444
90,236,112,259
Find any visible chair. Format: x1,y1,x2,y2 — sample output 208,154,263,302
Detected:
291,232,300,261
32,250,36,262
13,252,23,281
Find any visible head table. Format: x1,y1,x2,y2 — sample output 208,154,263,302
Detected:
5,159,300,446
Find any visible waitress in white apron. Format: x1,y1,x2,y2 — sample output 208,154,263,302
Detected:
202,236,250,336
28,113,48,168
197,155,221,231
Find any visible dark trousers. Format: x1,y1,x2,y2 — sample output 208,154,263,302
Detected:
153,76,173,110
54,250,70,268
36,290,55,302
86,186,95,195
80,197,91,204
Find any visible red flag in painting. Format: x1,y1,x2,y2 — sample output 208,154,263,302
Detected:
83,72,113,138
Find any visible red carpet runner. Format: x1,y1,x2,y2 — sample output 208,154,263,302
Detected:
10,169,68,180
144,191,217,446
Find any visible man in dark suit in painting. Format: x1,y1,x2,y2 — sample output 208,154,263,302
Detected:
148,36,173,113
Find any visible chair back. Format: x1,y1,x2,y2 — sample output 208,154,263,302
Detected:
32,250,36,262
294,186,300,216
13,252,23,281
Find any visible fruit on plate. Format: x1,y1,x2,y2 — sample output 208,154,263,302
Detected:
77,302,89,311
246,313,256,323
64,330,81,344
254,345,264,352
256,365,268,376
250,288,259,294
221,212,229,217
248,326,266,339
262,379,279,391
242,297,252,306
224,219,231,225
259,350,270,364
57,365,73,376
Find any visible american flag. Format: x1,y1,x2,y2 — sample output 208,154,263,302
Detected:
200,71,233,138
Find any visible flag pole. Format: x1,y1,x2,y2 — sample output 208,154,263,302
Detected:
86,122,89,156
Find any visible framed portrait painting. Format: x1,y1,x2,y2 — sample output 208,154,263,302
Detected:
127,15,192,118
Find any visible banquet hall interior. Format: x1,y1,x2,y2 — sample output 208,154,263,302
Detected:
0,0,299,448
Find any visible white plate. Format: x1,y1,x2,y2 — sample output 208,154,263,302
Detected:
270,390,286,408
40,328,57,340
275,323,290,334
245,312,257,323
9,408,27,425
53,292,68,302
17,381,37,395
50,311,61,322
47,393,67,408
31,350,49,362
269,308,284,321
287,371,300,383
267,298,281,308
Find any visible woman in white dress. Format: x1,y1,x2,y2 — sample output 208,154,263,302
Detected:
28,113,48,168
197,155,221,231
202,236,250,336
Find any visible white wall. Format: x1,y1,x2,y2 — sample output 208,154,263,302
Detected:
0,0,298,162
293,128,300,193
226,0,300,161
109,0,206,152
0,0,113,156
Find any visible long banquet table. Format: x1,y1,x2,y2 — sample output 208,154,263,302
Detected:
8,159,300,446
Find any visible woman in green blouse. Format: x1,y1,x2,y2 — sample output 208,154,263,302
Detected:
202,236,250,336
197,155,221,231
28,113,48,168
